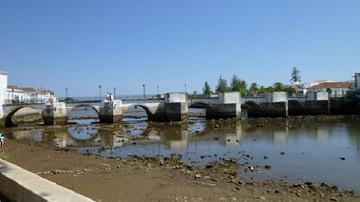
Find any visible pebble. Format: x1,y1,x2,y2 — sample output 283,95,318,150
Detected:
264,165,271,170
258,196,266,200
249,165,256,172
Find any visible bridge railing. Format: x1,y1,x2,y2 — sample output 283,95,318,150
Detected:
3,99,49,105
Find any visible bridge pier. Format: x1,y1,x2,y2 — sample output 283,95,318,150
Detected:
204,92,242,120
206,103,241,119
148,102,188,122
98,100,123,123
149,93,188,122
41,102,67,125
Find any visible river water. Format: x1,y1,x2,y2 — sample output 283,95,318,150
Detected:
6,107,360,193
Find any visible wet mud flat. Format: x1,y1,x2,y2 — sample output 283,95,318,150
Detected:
2,113,360,201
2,138,359,202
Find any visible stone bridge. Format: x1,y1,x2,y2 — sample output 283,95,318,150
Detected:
2,91,330,127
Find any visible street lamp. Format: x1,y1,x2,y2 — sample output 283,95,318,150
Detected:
157,85,159,95
99,85,102,101
65,88,68,99
113,87,116,99
184,83,187,93
142,84,146,99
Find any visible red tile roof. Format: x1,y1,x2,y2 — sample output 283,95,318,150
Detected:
309,82,353,89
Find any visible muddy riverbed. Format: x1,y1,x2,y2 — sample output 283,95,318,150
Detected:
1,108,360,201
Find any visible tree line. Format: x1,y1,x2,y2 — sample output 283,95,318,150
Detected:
199,67,301,97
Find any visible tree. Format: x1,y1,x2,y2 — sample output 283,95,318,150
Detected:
230,74,241,91
249,83,258,94
284,86,296,94
203,82,212,97
290,67,301,84
230,74,248,95
216,76,229,93
326,88,332,95
273,82,285,91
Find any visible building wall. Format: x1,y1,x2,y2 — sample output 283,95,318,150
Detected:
6,88,54,104
0,73,8,118
307,87,350,98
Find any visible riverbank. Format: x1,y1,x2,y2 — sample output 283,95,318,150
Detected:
1,137,359,202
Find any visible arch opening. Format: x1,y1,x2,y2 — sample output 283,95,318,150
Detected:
5,106,43,127
67,104,99,125
188,102,208,120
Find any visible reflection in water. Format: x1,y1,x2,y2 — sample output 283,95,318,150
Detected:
6,117,360,193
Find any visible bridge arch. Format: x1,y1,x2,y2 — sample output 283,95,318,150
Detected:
133,105,154,120
241,101,261,118
188,102,209,108
66,104,100,122
4,106,42,128
242,101,260,109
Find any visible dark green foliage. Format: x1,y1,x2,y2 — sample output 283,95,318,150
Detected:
290,67,301,84
342,91,359,107
64,97,77,103
216,76,229,93
203,81,212,97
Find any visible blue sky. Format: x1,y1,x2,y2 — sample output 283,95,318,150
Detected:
0,0,359,97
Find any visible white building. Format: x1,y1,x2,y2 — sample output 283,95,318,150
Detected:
307,81,353,98
6,85,54,104
0,71,8,117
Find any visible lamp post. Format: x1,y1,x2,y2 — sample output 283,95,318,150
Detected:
157,85,159,95
142,84,146,99
65,88,68,99
113,87,116,99
99,85,102,101
184,83,187,93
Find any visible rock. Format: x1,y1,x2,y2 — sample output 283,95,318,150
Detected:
248,165,256,172
264,165,271,170
195,174,201,179
263,156,268,160
329,197,338,201
258,196,266,200
280,152,285,155
340,157,346,160
205,164,213,169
